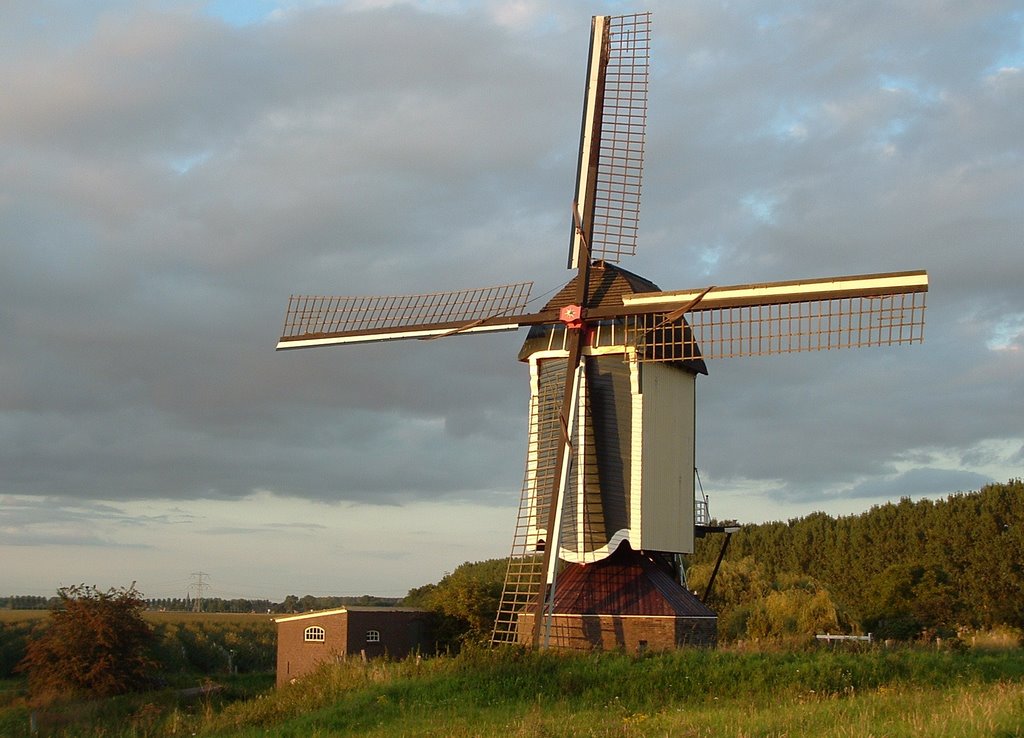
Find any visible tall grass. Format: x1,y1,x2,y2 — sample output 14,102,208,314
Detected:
197,645,1024,737
2,645,1022,736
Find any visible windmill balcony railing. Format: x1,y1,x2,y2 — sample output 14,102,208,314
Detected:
695,498,710,527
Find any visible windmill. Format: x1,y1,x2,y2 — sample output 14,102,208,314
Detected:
276,13,927,649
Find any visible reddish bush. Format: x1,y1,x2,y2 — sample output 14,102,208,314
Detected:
18,584,157,702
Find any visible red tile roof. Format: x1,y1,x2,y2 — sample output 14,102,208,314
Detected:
551,543,716,618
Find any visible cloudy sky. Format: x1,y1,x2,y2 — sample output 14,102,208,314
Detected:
2,0,1021,602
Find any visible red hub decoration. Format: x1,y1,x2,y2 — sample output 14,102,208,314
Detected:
559,304,585,330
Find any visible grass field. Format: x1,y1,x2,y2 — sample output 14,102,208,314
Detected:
0,611,49,624
2,642,1022,737
206,646,1024,737
222,680,1022,737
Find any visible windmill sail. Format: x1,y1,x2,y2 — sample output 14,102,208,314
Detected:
568,13,651,269
622,271,928,361
277,281,533,348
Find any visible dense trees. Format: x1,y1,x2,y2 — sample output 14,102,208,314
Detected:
689,479,1024,639
17,584,158,701
403,558,507,648
686,558,848,640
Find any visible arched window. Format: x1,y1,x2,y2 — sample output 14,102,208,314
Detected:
304,626,325,642
366,629,380,643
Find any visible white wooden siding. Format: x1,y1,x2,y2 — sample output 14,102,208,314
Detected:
638,363,696,554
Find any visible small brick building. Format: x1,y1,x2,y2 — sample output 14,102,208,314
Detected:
275,606,433,686
517,544,717,651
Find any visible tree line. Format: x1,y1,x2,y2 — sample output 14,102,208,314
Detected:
686,479,1024,640
146,597,275,613
146,594,401,613
2,594,402,614
0,596,61,610
274,594,401,613
146,594,402,613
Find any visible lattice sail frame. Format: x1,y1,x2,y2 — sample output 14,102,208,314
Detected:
569,13,651,268
492,356,598,646
492,370,560,645
279,282,532,344
630,291,927,361
591,13,650,263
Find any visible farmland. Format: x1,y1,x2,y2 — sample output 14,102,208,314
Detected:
0,609,276,692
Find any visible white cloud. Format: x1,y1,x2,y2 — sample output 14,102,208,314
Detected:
986,313,1024,352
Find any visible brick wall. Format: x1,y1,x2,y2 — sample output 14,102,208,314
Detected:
276,608,435,687
517,613,716,652
276,611,347,687
345,610,433,660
